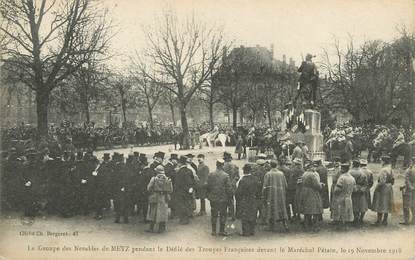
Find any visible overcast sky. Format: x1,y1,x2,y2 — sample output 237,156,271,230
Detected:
103,0,414,68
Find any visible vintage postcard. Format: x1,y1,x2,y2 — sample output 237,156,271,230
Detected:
0,0,414,259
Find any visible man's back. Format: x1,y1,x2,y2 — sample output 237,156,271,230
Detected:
207,170,231,202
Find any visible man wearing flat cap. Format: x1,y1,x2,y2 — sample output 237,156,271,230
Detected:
223,152,239,221
371,155,395,226
207,159,233,236
175,156,197,224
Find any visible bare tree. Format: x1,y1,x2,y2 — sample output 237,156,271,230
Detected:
137,10,227,149
130,69,164,128
0,0,112,136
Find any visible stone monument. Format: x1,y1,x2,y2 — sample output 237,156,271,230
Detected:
280,53,324,160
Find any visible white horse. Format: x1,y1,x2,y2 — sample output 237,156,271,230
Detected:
199,133,230,148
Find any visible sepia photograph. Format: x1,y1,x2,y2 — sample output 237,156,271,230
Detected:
0,0,414,259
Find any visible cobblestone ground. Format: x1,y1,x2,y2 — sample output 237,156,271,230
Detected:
1,145,414,260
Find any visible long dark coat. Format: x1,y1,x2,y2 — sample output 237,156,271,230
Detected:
113,162,133,213
235,174,259,221
316,165,330,208
175,165,197,217
196,163,209,199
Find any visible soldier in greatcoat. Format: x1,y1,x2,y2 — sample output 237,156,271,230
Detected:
349,160,369,225
146,165,173,233
400,162,415,225
279,159,295,221
331,161,356,230
207,159,233,236
223,152,239,221
292,158,305,222
262,160,289,232
300,161,323,232
314,159,330,220
235,163,260,236
371,155,395,226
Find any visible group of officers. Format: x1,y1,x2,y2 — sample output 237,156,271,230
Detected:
1,146,415,236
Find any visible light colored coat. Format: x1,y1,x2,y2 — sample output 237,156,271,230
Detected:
262,168,288,221
331,172,355,222
371,165,394,213
146,174,173,223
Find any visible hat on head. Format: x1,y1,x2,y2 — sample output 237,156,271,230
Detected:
216,158,225,165
133,151,139,157
381,155,391,163
139,153,147,158
256,159,266,165
340,161,350,167
359,159,368,166
155,165,165,174
103,153,110,160
257,153,267,159
243,163,252,173
186,153,194,158
197,154,205,159
179,155,188,164
293,158,302,165
304,160,313,169
285,159,293,165
223,152,232,160
170,153,178,160
154,151,165,160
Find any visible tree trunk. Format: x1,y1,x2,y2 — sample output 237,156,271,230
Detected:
267,107,272,127
179,103,190,149
239,108,244,125
147,104,154,128
36,88,50,137
208,101,214,129
169,103,176,126
121,98,127,123
232,106,237,128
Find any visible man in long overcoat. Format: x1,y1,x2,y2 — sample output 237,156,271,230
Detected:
175,156,197,224
300,162,323,232
137,155,154,223
331,161,356,230
223,152,239,220
146,165,173,233
235,164,260,236
400,162,415,225
113,154,132,223
262,160,289,232
349,160,369,225
207,159,233,236
196,154,209,216
292,158,304,222
371,155,395,226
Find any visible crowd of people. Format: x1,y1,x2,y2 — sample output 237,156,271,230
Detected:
2,144,414,236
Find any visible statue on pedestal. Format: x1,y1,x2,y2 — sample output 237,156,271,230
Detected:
294,53,319,108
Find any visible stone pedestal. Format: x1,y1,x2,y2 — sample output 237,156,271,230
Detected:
281,108,324,160
302,109,324,160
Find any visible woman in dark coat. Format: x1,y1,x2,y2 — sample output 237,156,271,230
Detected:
235,164,260,236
